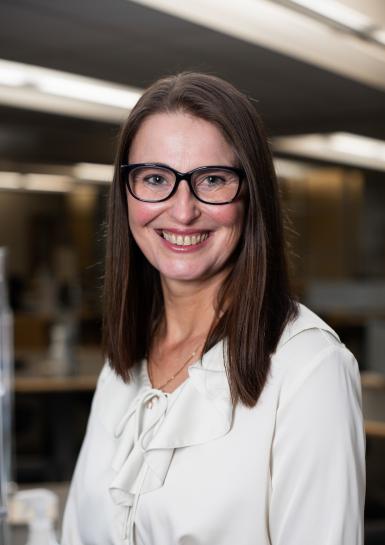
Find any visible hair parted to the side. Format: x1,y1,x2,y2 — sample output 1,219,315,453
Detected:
103,72,298,408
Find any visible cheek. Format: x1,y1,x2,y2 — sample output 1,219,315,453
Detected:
127,198,162,231
209,202,245,235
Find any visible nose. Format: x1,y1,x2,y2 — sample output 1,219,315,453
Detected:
168,179,201,224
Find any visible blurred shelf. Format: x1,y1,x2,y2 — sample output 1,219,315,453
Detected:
14,309,101,320
14,346,103,393
362,372,385,390
365,420,385,439
14,375,98,393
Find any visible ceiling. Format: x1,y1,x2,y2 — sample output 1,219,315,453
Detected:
0,0,384,166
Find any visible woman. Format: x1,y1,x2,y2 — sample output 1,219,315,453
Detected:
62,73,365,545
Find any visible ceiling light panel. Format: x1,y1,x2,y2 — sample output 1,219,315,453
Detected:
24,174,74,193
130,0,385,91
288,0,372,31
273,132,385,172
73,163,114,183
372,29,385,46
0,60,143,122
0,162,114,193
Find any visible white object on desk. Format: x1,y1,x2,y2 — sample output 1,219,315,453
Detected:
11,489,59,545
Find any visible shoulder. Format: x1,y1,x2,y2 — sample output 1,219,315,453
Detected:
274,303,341,365
268,306,364,470
271,304,361,407
276,302,340,352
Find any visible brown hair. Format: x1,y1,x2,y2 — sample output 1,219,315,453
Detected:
103,72,297,407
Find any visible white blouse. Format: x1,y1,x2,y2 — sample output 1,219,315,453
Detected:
61,304,365,545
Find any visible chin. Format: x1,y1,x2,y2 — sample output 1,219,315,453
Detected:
158,263,225,285
160,271,206,283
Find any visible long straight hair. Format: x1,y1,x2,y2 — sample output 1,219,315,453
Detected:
103,72,297,407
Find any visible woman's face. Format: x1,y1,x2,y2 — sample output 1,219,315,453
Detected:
127,112,245,287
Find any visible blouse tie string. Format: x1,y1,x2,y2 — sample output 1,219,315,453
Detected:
109,388,171,544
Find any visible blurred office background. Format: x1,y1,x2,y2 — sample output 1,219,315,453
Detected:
0,0,385,542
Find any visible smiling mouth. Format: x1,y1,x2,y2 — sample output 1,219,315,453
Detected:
160,230,209,246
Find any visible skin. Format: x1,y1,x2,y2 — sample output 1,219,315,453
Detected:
127,112,245,390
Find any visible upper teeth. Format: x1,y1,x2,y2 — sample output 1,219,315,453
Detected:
162,231,209,246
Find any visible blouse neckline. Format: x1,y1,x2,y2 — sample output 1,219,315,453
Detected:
140,356,201,397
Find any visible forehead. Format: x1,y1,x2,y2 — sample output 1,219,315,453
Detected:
128,112,237,167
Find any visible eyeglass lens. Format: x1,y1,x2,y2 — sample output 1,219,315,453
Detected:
128,166,239,203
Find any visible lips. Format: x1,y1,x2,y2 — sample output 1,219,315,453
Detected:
161,230,209,246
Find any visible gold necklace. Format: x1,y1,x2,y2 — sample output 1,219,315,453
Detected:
148,348,198,391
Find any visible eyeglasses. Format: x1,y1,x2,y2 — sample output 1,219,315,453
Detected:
121,163,244,205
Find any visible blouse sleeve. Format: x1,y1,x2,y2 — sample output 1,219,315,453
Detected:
268,343,366,545
60,433,88,545
60,362,112,545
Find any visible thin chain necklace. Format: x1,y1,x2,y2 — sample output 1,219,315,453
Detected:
148,348,198,392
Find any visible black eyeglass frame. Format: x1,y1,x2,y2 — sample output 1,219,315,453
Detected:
120,163,245,205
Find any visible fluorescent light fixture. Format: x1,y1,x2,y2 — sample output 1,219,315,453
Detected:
287,0,372,31
36,74,140,109
372,29,385,47
0,64,27,87
130,0,385,91
0,59,143,122
273,132,385,172
0,163,114,193
73,162,114,183
274,158,314,179
329,133,385,160
24,173,73,192
0,172,73,192
0,172,22,190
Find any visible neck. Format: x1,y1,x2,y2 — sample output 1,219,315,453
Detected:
159,272,227,345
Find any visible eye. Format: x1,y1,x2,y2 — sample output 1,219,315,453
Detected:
204,175,226,186
144,174,168,186
194,170,234,190
195,174,226,187
131,166,174,187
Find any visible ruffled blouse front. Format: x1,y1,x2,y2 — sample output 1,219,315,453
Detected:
107,347,235,542
61,304,365,545
62,340,234,544
109,367,182,542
